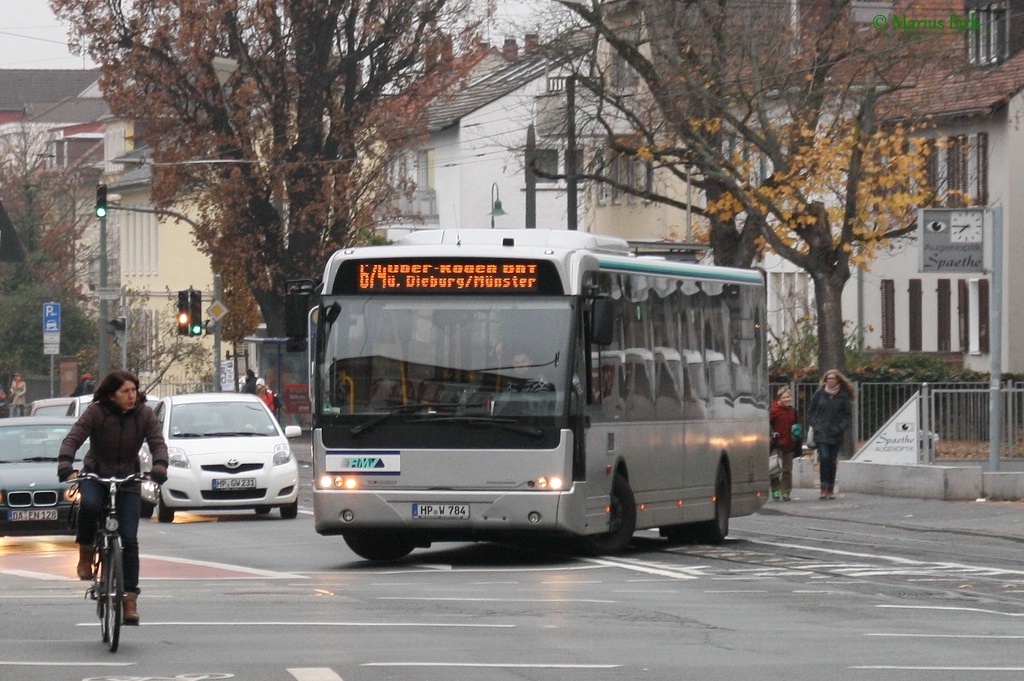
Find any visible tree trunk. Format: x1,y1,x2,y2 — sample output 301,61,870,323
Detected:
811,268,849,375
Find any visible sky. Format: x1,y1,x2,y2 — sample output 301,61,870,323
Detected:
0,2,94,69
0,0,554,71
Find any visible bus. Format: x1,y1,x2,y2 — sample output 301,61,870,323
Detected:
296,229,769,561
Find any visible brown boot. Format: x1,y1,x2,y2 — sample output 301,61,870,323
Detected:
76,544,94,580
123,592,139,625
819,485,827,500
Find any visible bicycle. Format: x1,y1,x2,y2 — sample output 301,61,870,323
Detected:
76,472,147,652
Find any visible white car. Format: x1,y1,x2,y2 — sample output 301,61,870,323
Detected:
64,395,93,418
147,393,301,523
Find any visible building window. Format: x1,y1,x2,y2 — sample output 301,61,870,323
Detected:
924,134,989,206
531,148,558,182
968,4,1008,65
965,278,990,355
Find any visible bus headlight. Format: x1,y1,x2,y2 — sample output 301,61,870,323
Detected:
319,475,359,490
535,476,563,490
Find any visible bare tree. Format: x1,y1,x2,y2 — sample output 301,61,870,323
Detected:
52,0,483,337
555,0,953,372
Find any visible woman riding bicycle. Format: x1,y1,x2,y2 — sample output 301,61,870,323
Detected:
57,370,168,625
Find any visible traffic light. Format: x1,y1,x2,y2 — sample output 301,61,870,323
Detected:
188,289,203,336
176,290,189,336
95,185,108,219
108,317,126,333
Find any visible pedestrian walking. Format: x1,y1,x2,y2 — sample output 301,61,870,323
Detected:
807,369,856,500
240,369,257,394
9,373,27,417
769,386,801,501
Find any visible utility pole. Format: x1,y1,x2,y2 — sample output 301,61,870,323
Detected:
96,185,110,378
213,273,223,392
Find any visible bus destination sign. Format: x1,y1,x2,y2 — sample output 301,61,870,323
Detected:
336,258,564,295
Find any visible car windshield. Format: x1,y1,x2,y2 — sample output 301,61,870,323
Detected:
0,424,76,463
170,402,279,437
32,404,70,417
318,295,573,420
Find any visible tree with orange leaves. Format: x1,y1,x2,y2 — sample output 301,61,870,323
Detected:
51,0,481,337
558,0,955,373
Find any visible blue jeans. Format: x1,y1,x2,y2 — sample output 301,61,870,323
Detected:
76,478,142,593
817,443,839,487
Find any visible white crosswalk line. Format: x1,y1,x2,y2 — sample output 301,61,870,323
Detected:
288,668,344,681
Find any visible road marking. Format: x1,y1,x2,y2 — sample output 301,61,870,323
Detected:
0,661,133,667
853,666,1024,671
377,596,616,603
77,621,514,628
744,538,1024,577
289,668,344,681
877,604,1024,617
585,556,707,579
361,662,620,669
867,633,1024,639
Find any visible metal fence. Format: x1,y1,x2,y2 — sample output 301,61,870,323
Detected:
772,381,1024,460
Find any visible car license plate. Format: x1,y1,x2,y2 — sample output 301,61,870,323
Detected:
412,503,469,519
212,477,257,490
8,509,58,522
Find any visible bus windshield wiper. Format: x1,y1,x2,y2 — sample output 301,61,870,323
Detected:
350,402,459,436
409,415,544,438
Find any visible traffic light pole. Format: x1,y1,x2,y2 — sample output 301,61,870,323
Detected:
97,211,110,379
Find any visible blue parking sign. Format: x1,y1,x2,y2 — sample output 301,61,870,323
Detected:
43,302,60,333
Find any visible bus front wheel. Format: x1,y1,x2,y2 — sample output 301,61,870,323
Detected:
343,531,416,562
579,473,636,556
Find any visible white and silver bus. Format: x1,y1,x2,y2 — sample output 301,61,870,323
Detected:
301,229,769,560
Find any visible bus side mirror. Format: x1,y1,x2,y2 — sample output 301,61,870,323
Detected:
591,299,614,346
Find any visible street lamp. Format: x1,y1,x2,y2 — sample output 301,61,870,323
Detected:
489,182,507,229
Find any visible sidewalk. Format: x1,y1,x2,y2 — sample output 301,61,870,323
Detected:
765,487,1024,543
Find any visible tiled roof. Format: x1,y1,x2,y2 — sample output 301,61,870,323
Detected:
880,50,1024,122
428,55,554,133
0,69,101,112
29,96,109,125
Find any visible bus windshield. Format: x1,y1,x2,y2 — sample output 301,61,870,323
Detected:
318,296,574,425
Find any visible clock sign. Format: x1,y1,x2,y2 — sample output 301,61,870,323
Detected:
949,210,983,242
919,207,985,273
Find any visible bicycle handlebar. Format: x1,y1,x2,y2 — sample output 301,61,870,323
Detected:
75,472,150,486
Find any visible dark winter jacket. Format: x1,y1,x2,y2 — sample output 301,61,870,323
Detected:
807,387,853,446
57,397,168,493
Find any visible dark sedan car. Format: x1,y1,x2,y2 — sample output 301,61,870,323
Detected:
0,417,80,536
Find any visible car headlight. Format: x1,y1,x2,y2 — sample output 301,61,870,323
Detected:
140,480,160,506
167,447,191,469
272,443,293,466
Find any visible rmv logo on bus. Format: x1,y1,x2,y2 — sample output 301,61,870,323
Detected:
346,457,386,469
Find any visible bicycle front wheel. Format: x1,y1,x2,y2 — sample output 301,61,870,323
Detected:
99,538,124,652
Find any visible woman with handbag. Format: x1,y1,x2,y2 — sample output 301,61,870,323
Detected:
807,369,856,500
769,387,800,501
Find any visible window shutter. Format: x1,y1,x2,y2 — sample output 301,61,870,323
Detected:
937,279,951,352
979,278,990,354
881,279,895,349
958,279,969,350
909,279,922,351
976,132,988,205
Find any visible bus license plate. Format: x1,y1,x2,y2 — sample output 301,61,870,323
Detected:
8,509,58,522
412,504,469,519
212,477,257,490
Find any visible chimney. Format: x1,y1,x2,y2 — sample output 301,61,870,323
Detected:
524,33,540,54
502,36,518,61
